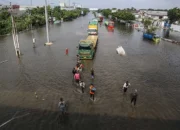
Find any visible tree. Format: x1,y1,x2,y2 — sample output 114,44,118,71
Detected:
101,9,111,18
0,10,11,35
168,7,180,24
142,19,152,28
113,10,135,21
52,6,61,20
142,19,157,33
0,6,89,35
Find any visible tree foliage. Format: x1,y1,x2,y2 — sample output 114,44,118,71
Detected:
0,7,89,35
0,10,11,35
100,9,135,21
142,19,152,28
168,7,180,24
142,19,157,33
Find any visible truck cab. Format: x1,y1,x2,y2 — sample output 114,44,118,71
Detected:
78,40,94,59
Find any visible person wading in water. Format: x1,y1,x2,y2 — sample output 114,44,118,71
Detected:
58,98,66,115
91,68,94,79
89,84,96,101
79,81,85,93
74,72,80,85
123,81,130,93
131,89,138,106
72,67,76,75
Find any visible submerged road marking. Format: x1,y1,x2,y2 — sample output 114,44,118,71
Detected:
0,112,30,128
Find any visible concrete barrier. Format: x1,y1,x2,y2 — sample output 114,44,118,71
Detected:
161,38,180,45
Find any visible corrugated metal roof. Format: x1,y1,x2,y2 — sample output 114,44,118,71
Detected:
146,11,167,16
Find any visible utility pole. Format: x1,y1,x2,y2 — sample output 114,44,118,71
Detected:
81,5,83,28
30,0,36,48
44,0,52,45
10,2,21,57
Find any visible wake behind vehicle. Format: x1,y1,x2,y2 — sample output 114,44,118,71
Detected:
78,35,98,60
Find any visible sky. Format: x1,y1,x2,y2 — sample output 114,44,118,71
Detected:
0,0,179,9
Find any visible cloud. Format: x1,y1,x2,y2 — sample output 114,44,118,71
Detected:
6,0,179,9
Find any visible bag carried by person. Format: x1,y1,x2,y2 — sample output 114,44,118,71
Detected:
91,87,96,93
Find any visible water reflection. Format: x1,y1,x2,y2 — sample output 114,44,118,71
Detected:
115,23,134,35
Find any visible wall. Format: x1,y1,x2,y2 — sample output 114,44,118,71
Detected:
61,7,75,10
171,24,180,32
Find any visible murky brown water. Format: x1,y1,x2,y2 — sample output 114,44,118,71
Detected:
0,13,180,130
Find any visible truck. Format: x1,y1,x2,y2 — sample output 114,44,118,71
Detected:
105,20,114,29
78,35,98,60
89,21,98,25
88,24,98,35
97,14,103,22
99,16,104,22
92,18,98,22
143,33,160,43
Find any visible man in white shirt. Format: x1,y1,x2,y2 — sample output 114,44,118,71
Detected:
79,81,85,93
123,81,130,93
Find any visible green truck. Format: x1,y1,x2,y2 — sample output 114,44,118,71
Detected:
78,35,98,60
88,20,98,35
92,18,98,23
89,21,98,25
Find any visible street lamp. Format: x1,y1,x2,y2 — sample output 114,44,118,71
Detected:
44,0,53,45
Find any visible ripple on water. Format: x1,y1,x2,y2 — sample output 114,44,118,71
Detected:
0,13,180,130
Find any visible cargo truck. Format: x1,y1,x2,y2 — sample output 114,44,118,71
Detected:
78,35,98,60
143,33,160,43
105,20,114,29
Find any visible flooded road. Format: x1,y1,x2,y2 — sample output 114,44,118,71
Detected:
0,13,180,130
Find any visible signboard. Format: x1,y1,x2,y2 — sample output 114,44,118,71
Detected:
111,10,117,13
12,5,20,9
8,4,20,15
81,11,84,15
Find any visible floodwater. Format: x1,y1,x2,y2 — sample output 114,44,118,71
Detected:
0,13,180,130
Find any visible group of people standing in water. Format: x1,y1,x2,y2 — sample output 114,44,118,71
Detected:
72,55,96,101
58,55,138,116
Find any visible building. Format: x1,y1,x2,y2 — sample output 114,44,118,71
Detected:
137,10,168,20
89,8,98,11
60,2,66,7
111,9,117,13
59,2,75,10
133,13,140,18
146,11,168,20
76,4,82,8
19,6,43,11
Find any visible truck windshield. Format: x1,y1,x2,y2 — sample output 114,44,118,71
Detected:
79,45,91,50
88,29,97,32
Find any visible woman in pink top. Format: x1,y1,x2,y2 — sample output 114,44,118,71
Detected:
74,72,80,84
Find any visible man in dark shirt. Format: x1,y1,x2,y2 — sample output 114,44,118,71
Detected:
131,89,138,106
